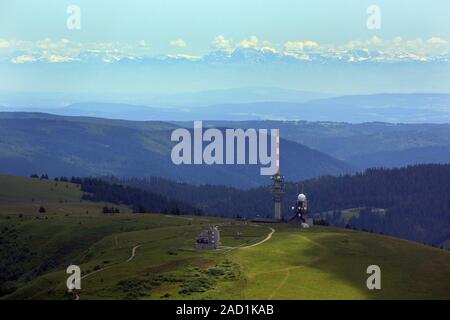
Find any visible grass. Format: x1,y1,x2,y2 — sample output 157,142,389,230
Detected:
219,226,450,299
0,174,130,216
1,175,450,300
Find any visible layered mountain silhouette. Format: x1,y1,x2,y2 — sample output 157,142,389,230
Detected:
2,93,450,123
0,112,353,188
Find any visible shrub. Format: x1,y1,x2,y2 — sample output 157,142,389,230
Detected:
167,249,178,255
208,268,225,277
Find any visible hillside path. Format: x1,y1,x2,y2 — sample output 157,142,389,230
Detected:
242,227,275,249
80,244,142,281
72,244,142,300
126,245,142,262
220,226,276,253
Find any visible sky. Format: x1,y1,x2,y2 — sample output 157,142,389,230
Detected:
1,0,450,53
0,0,449,97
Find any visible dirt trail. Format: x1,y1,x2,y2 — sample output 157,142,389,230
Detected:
81,244,141,281
268,269,293,300
126,244,142,262
71,243,143,300
242,227,275,249
265,234,330,299
219,226,276,254
75,224,275,299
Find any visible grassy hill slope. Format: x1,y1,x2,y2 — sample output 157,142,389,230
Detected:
222,226,450,299
0,174,131,295
5,221,450,300
0,174,131,216
1,175,449,300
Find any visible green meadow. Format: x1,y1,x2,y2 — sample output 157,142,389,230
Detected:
1,175,449,300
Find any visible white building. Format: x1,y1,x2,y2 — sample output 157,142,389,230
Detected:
195,226,221,250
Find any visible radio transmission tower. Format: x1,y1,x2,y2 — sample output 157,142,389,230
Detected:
271,129,284,220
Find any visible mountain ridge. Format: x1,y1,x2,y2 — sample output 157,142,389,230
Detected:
2,92,450,123
0,112,353,188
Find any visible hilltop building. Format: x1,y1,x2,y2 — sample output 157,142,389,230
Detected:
290,192,314,228
195,226,221,250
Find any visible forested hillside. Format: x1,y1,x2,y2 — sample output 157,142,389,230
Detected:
59,176,199,216
0,112,352,188
105,165,450,246
198,120,450,169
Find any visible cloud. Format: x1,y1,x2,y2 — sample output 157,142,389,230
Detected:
260,46,278,54
369,36,382,45
36,37,54,49
284,40,319,51
170,38,187,47
11,55,36,64
393,36,402,45
238,36,259,49
102,55,122,63
2,36,449,65
0,39,11,48
166,53,201,61
212,35,231,49
427,37,448,45
47,55,79,63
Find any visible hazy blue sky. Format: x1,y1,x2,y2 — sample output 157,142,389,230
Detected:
1,0,449,54
0,1,449,96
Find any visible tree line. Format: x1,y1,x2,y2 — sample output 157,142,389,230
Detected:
31,164,450,246
30,174,201,216
103,164,450,246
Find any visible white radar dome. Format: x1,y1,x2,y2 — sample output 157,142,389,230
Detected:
298,193,307,201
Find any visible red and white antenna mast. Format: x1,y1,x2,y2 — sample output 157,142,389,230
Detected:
271,129,284,220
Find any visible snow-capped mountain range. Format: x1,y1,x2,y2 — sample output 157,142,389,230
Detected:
1,36,450,65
